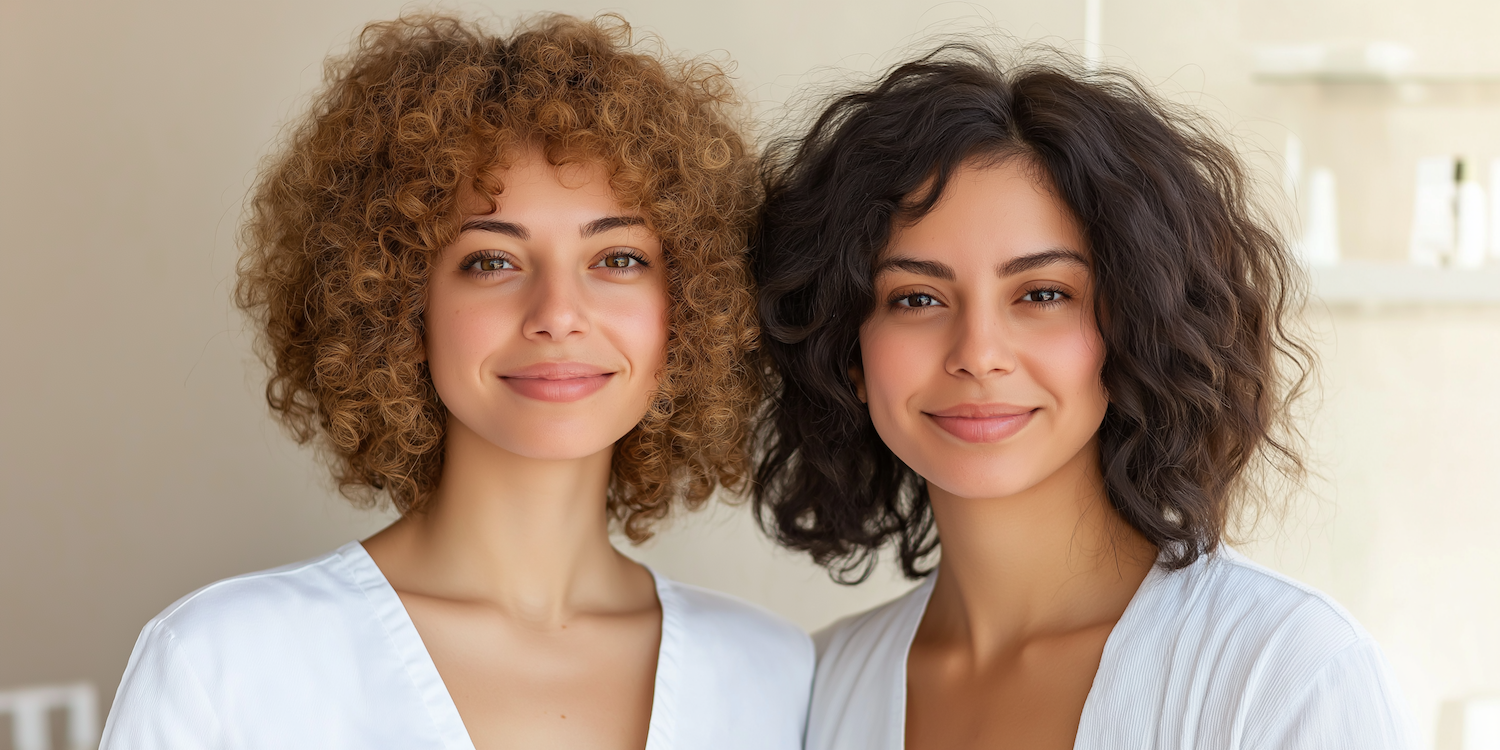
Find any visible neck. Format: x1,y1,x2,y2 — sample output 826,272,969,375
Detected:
364,416,648,624
922,439,1157,656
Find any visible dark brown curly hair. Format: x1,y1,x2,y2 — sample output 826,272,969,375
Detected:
236,13,761,540
752,43,1311,581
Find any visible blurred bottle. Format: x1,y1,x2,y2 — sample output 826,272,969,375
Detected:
1490,158,1500,263
1454,158,1488,269
1410,156,1457,266
1301,167,1340,266
1283,133,1303,200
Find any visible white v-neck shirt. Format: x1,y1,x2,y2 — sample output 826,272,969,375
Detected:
808,548,1415,750
100,541,813,750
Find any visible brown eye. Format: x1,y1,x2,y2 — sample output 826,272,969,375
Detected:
593,251,646,270
895,292,940,308
1021,288,1068,303
461,253,515,274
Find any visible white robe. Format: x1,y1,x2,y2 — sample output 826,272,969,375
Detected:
101,541,813,750
808,547,1415,750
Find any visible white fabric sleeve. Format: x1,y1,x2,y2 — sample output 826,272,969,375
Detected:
99,622,223,750
1248,639,1417,750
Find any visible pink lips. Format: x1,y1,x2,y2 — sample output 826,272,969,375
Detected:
500,363,614,403
925,404,1037,443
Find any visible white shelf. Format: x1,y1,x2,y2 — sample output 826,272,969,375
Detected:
1310,261,1500,306
1254,73,1500,86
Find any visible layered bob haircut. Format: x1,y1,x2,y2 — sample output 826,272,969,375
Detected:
752,44,1310,581
237,14,760,539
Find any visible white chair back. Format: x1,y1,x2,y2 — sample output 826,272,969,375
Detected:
0,683,99,750
1466,696,1500,750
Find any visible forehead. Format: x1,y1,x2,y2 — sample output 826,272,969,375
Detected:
886,158,1086,265
464,145,626,220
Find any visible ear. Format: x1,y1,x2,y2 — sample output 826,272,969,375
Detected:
848,365,868,404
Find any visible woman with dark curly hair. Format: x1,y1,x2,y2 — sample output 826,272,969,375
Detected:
101,14,811,750
753,44,1413,749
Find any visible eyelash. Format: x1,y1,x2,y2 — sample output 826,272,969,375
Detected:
459,251,515,276
885,285,1073,312
889,291,942,313
1020,286,1070,307
457,249,651,277
592,249,651,273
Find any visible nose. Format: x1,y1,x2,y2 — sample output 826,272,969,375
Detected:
946,303,1016,379
522,267,590,342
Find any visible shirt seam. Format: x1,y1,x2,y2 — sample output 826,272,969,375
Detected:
1242,636,1384,750
151,553,342,627
335,543,476,750
1215,553,1365,638
156,623,228,749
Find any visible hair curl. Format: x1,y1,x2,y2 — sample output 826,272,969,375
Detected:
236,13,761,540
751,43,1311,581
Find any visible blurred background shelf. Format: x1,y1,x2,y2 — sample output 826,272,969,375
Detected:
1310,261,1500,306
1254,73,1500,86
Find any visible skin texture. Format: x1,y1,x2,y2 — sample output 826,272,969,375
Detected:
853,158,1158,750
362,145,667,750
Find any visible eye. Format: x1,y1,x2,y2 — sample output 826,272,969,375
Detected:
1021,288,1069,304
459,252,516,274
592,250,649,271
893,292,942,309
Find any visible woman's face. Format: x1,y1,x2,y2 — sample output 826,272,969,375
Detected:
855,158,1107,500
424,145,669,461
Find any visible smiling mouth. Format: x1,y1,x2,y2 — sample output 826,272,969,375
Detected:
500,364,615,403
924,407,1038,443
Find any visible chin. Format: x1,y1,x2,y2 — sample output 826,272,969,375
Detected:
461,414,630,461
916,452,1047,501
926,474,1041,501
496,425,626,460
511,444,615,461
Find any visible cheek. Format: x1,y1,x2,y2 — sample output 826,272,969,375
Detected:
598,281,670,378
423,282,516,380
1026,319,1108,420
859,320,939,421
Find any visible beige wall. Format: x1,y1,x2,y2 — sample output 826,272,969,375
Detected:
2,1,1498,749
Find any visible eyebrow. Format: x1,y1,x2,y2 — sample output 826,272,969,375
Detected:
874,248,1088,281
873,256,956,280
460,219,528,240
459,215,647,241
580,215,647,238
997,248,1089,276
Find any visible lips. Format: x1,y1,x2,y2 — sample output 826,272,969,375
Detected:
924,404,1037,443
499,363,614,403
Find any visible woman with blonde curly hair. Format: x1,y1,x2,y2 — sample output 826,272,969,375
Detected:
101,13,811,750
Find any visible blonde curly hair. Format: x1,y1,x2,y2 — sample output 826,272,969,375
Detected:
236,13,760,540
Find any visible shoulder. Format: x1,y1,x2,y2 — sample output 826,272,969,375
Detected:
103,543,390,749
141,543,369,653
652,577,814,750
813,577,930,669
1130,548,1380,688
658,576,814,670
803,580,929,750
1095,548,1415,749
1194,551,1414,747
1185,549,1371,654
115,540,399,702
